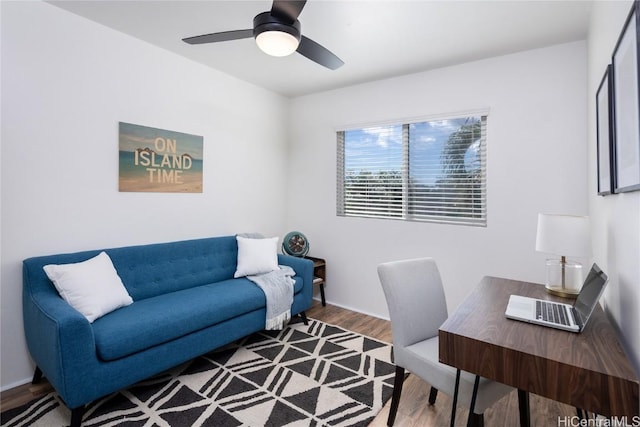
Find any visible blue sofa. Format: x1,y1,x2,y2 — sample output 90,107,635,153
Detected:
22,235,314,427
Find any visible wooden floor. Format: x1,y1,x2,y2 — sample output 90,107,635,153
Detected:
1,301,576,426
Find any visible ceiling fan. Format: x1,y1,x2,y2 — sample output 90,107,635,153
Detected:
182,0,344,70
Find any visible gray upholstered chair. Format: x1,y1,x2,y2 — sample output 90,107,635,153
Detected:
378,258,513,427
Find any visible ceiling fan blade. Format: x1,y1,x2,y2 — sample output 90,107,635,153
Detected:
271,0,307,24
182,29,253,45
297,35,344,70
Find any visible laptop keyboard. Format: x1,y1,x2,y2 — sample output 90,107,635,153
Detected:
536,301,571,326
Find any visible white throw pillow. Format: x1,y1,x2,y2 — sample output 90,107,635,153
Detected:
43,251,133,323
234,236,279,278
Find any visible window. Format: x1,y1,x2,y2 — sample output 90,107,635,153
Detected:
337,114,487,226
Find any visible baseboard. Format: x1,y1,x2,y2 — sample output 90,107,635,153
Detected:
1,377,32,393
312,297,390,322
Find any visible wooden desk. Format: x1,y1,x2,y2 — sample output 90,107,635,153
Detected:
439,276,639,421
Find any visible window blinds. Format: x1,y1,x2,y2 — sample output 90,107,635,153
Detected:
337,115,487,226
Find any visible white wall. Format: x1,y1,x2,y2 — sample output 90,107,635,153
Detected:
1,1,290,389
588,0,640,372
287,41,588,319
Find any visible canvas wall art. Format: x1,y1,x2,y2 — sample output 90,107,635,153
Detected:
119,122,203,193
612,2,640,193
596,65,614,196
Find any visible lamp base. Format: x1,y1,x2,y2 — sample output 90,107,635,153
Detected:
545,284,580,298
544,259,583,298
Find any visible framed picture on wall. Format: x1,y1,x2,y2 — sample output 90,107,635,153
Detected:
119,122,204,193
596,65,615,196
612,0,640,193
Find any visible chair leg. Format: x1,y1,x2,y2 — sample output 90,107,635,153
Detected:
428,386,438,404
450,369,461,427
70,406,84,427
466,375,481,427
468,413,484,427
576,408,592,420
387,366,405,426
32,366,43,384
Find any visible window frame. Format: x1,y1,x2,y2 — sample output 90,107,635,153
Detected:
336,111,488,227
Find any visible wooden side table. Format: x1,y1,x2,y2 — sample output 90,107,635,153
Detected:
305,256,326,306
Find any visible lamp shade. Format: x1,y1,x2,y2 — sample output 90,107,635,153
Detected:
535,214,592,257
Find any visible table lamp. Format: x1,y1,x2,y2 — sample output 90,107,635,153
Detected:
535,213,591,297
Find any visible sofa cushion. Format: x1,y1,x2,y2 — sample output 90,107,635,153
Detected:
92,276,304,361
234,236,279,278
43,252,133,323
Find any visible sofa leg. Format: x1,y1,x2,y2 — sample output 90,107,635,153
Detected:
32,366,43,384
299,311,309,325
287,312,310,326
70,405,84,427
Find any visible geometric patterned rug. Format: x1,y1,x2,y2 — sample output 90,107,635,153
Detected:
1,319,396,427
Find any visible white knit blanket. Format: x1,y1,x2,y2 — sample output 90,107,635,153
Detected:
247,265,295,330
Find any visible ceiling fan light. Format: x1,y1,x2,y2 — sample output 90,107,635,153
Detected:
256,30,299,57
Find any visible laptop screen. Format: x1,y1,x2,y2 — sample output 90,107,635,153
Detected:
574,264,608,328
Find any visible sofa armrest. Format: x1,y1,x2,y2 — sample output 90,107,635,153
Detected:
23,261,96,405
278,254,314,310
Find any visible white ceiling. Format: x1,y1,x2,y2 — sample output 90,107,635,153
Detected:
48,0,592,98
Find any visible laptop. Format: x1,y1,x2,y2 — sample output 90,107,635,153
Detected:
505,264,608,333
